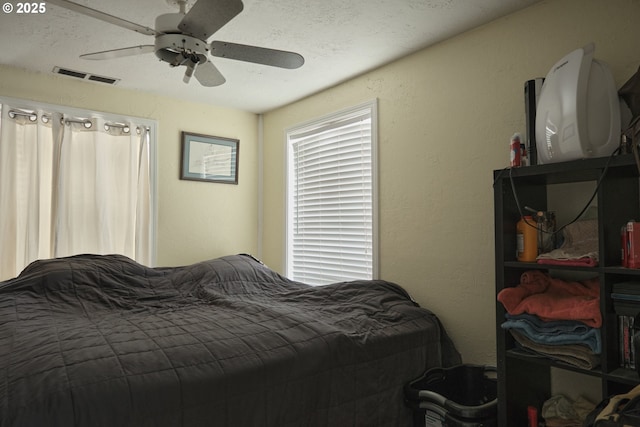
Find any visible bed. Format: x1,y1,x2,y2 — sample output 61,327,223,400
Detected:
0,253,460,426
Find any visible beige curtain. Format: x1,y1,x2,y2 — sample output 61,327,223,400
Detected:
0,105,151,281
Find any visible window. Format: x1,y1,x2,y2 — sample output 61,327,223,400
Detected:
286,101,377,285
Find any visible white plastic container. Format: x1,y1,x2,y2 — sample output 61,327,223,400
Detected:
535,43,621,164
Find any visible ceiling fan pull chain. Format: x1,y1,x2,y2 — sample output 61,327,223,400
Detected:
184,62,196,84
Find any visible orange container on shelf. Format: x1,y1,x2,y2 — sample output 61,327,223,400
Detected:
517,216,538,262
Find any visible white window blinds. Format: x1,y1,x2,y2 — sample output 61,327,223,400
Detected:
286,101,377,285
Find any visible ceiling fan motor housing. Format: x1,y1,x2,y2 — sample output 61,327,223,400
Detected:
154,13,209,66
155,33,209,66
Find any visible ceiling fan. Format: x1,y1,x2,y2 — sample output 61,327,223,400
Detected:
46,0,305,87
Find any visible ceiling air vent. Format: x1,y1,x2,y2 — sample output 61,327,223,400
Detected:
52,67,119,85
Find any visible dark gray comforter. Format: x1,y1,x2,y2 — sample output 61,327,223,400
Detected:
0,254,460,426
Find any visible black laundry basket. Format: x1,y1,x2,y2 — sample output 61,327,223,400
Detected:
404,364,497,427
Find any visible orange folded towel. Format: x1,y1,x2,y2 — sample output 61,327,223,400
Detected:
497,270,601,328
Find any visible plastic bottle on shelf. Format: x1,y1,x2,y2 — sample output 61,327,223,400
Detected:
510,133,522,167
517,216,538,262
520,142,529,166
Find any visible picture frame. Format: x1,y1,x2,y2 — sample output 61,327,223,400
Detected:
180,132,239,184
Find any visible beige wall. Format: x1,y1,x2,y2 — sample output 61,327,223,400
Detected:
261,0,640,364
0,65,259,267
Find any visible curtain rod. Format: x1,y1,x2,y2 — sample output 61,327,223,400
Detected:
105,122,128,129
63,117,93,128
106,123,151,134
8,109,90,127
8,109,37,122
8,109,150,132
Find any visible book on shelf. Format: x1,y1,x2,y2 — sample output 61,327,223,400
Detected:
612,282,640,370
619,314,637,369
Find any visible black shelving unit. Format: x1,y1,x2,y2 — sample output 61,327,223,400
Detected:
493,154,640,426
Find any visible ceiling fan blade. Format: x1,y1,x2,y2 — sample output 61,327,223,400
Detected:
80,45,155,60
194,61,226,87
179,0,244,40
210,41,304,69
46,0,160,36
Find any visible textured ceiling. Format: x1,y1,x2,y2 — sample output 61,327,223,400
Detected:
0,0,540,113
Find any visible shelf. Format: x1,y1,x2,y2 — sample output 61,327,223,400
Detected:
603,266,640,276
503,261,599,272
503,262,640,274
606,368,640,385
507,351,640,386
494,155,640,426
494,154,638,184
506,349,602,378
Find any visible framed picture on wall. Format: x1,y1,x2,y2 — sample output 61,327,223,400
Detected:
180,132,239,184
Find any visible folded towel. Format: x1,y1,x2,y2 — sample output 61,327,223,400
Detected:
537,219,598,263
501,313,601,353
497,270,601,327
510,330,600,370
